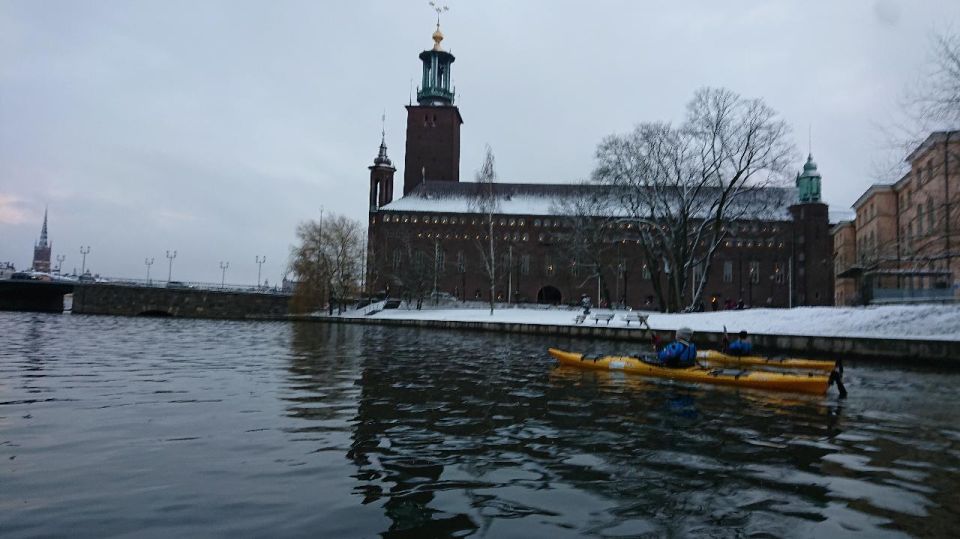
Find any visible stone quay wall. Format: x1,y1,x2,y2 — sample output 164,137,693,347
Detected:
284,315,960,365
72,283,291,319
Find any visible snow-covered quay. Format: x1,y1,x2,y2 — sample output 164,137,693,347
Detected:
346,303,959,342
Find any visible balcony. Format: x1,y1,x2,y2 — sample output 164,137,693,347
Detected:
869,287,956,304
417,87,455,104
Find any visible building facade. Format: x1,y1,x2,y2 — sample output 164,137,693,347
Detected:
365,26,836,310
833,131,959,304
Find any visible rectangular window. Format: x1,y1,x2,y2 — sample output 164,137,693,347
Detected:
456,251,465,272
392,249,402,271
774,262,784,284
437,249,445,273
642,264,651,280
544,256,555,277
520,255,530,275
723,261,733,283
692,262,704,288
749,261,760,284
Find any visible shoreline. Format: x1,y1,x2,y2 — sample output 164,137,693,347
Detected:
281,311,960,365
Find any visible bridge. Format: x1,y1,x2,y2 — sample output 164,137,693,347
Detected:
0,279,292,319
0,280,76,313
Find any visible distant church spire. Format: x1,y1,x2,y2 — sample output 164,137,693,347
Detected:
38,206,49,248
32,206,52,272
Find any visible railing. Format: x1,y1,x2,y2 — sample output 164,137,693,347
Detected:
870,287,956,303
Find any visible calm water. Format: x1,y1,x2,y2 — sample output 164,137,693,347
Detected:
1,313,959,538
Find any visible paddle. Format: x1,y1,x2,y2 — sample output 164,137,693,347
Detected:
828,359,848,398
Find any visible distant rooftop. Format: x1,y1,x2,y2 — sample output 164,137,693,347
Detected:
381,181,806,221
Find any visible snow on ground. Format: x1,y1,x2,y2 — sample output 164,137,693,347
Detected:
345,303,960,341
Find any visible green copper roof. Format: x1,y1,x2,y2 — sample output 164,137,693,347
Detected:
799,154,821,179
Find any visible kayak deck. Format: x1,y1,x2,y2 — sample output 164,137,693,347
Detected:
548,348,829,395
697,350,835,371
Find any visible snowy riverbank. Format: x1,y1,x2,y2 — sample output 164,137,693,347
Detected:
347,303,960,341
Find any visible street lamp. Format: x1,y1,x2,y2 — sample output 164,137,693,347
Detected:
145,258,155,284
166,250,177,282
219,261,229,288
255,255,266,288
55,254,66,275
748,266,756,307
79,246,90,274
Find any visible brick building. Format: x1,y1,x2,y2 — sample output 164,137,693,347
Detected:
833,131,960,304
365,26,836,310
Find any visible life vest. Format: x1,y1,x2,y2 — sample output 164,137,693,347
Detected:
728,340,752,355
658,340,696,368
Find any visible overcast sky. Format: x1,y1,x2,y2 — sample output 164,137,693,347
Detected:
1,1,958,283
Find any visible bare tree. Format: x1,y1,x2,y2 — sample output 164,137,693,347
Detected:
871,29,960,282
914,30,960,130
550,183,621,306
289,213,364,314
877,29,960,177
384,230,432,309
470,145,500,315
593,87,794,312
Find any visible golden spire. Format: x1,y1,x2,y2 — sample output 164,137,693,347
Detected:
429,2,448,51
432,23,444,51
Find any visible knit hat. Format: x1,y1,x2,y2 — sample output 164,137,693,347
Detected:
676,327,693,340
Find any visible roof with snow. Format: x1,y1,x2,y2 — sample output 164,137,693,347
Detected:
380,181,810,221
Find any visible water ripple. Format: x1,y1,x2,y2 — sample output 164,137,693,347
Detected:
1,312,958,537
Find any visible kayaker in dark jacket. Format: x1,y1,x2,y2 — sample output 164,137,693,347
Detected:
657,327,696,368
727,330,752,356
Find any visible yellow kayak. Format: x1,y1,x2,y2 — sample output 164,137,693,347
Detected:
548,348,830,395
697,350,835,372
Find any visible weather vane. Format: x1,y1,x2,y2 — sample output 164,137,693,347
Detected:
429,1,448,26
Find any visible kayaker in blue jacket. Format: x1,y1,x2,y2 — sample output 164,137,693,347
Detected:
726,330,752,356
657,327,696,368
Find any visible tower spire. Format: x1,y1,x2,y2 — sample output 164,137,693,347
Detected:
38,206,49,248
416,3,455,105
796,153,822,203
374,114,392,167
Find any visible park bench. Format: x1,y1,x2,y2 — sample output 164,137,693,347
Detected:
591,313,615,325
621,312,650,330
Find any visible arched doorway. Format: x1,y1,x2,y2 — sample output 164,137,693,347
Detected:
537,285,562,305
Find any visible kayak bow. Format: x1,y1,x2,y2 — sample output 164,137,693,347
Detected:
697,350,836,372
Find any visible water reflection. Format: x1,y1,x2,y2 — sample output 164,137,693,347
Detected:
284,324,960,537
1,314,958,538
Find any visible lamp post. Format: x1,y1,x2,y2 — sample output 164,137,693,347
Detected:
166,250,177,282
748,266,756,307
220,261,229,288
145,257,155,284
79,246,90,274
55,254,66,275
255,255,266,288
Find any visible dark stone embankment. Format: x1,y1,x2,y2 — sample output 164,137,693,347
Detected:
72,284,290,319
281,314,960,365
